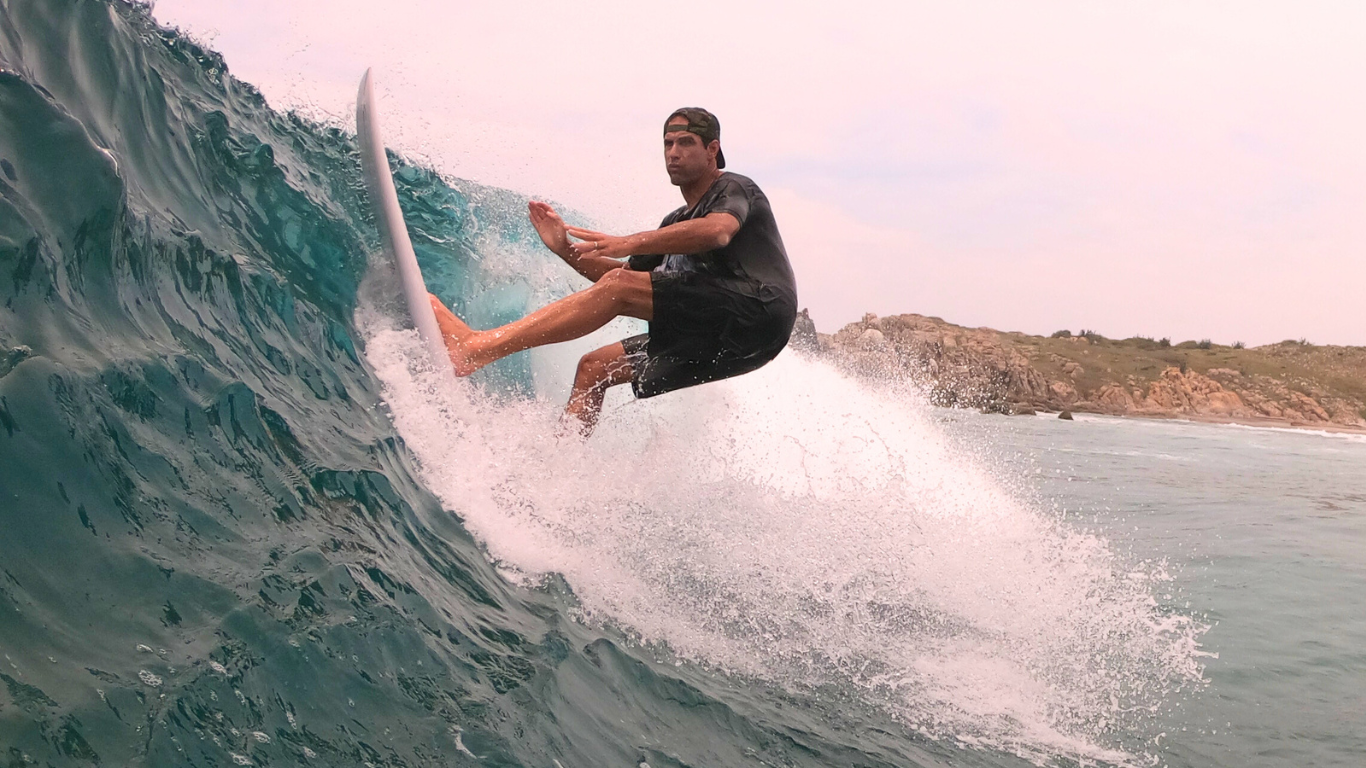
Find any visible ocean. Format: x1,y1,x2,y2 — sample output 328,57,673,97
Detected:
1,2,1362,766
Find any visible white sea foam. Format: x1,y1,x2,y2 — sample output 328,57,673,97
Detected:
1209,420,1366,444
1062,410,1366,445
361,300,1207,767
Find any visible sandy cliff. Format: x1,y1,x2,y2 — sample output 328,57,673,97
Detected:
792,311,1366,431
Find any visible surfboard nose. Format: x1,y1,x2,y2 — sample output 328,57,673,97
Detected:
357,68,374,113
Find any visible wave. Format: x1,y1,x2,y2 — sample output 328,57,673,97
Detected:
368,322,1206,766
0,2,1205,766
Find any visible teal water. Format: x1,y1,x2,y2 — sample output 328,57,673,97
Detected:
0,2,1361,766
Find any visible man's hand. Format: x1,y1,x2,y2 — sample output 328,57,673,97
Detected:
552,212,737,282
528,201,571,257
532,216,627,283
567,227,632,260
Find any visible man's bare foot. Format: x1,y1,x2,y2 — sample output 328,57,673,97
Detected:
427,294,488,376
428,294,472,340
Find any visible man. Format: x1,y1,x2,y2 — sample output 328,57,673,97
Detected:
429,108,797,435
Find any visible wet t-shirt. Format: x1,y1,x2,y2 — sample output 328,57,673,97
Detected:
627,173,797,304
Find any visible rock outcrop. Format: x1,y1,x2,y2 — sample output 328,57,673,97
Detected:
789,308,819,352
802,312,1366,431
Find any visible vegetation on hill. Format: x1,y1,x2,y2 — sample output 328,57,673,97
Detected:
791,311,1366,430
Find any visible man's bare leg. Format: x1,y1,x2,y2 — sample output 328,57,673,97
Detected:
431,269,653,376
563,342,635,436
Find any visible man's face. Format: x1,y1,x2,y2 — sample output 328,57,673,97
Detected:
664,121,719,186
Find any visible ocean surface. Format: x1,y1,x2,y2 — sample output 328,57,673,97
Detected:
1,2,1362,766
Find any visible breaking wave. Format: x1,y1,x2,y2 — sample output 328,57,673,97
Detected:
0,1,1204,765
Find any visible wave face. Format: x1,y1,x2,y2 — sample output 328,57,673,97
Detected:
0,2,1205,766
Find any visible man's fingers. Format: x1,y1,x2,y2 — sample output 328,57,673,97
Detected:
529,203,565,230
566,226,606,240
569,236,619,257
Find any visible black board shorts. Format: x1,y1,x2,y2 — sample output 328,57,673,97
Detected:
622,270,797,399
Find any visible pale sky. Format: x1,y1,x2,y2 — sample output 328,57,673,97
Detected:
152,0,1365,345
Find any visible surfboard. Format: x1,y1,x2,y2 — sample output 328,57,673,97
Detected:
355,69,451,371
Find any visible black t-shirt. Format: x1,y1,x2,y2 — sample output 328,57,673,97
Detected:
627,173,797,303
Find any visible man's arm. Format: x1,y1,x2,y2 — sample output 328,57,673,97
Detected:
559,250,624,282
528,201,622,282
567,212,741,262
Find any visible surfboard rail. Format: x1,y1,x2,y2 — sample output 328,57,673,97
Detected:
355,69,451,372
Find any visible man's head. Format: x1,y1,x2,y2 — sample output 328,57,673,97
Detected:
663,107,724,186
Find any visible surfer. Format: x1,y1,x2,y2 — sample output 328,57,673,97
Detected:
429,108,798,434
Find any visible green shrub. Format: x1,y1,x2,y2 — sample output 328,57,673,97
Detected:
1079,329,1105,343
1233,341,1245,349
1050,330,1072,338
1197,339,1212,350
1158,337,1171,348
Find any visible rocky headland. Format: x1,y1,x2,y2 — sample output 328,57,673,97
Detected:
791,311,1366,432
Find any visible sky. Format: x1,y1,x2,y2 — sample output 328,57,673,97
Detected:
152,0,1365,345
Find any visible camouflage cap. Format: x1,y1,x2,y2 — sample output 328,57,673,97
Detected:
664,107,725,169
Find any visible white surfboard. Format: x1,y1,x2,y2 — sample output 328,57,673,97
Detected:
355,69,451,371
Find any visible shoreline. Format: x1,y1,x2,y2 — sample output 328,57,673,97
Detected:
1040,408,1366,436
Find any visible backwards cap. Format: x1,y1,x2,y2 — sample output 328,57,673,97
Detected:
664,107,725,169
